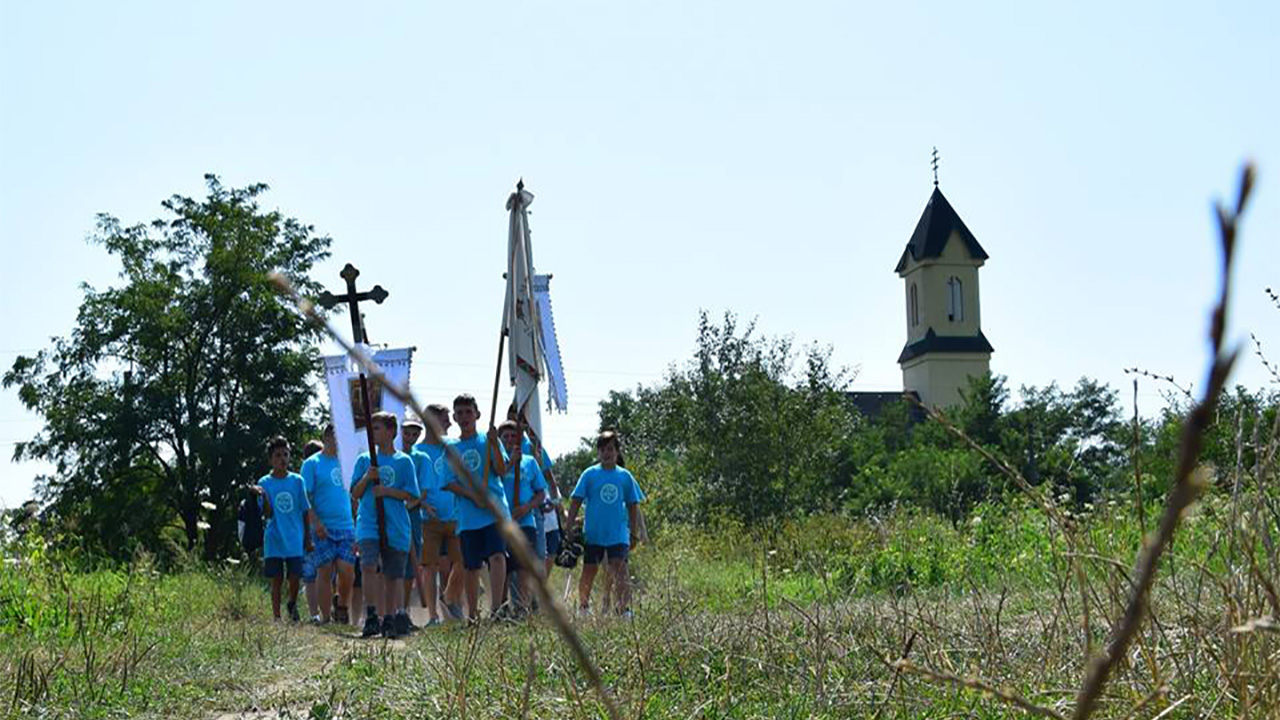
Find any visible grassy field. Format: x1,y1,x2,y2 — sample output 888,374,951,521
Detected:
1,494,1276,719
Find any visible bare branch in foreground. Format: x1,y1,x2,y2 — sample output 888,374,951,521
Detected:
1071,162,1254,720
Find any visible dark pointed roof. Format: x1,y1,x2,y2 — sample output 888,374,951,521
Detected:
897,328,994,364
894,187,988,273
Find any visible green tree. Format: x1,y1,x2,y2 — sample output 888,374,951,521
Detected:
4,176,330,560
594,312,860,525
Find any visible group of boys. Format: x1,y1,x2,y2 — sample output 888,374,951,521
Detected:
254,393,645,637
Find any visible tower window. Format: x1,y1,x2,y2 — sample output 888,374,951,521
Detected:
947,276,964,322
909,283,919,326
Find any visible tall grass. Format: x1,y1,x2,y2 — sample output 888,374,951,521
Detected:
1,490,1273,718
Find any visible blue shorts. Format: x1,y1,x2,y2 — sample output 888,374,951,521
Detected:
263,556,303,578
357,539,413,580
303,529,357,581
506,526,540,571
584,543,629,565
544,529,562,559
460,524,506,571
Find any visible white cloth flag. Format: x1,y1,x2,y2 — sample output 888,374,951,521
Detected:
504,185,546,443
533,273,567,413
322,346,414,486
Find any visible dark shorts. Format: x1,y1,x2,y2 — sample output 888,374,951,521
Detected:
459,524,506,571
357,539,412,580
584,543,629,565
506,526,540,571
544,529,562,559
263,556,303,578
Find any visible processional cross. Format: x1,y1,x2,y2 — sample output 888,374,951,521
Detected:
319,263,391,551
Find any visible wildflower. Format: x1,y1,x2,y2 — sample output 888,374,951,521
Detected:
197,521,211,531
971,515,983,526
201,501,217,511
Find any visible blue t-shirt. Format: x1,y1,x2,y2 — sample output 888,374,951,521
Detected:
259,472,310,559
503,455,548,529
521,437,555,472
571,464,640,548
407,448,429,530
301,452,354,533
440,432,510,532
413,441,456,523
351,451,419,552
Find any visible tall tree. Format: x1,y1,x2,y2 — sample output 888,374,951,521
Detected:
4,176,330,559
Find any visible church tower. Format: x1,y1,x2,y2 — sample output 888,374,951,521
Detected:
895,178,993,408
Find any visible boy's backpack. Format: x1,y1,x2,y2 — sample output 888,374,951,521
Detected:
237,494,263,554
555,527,584,569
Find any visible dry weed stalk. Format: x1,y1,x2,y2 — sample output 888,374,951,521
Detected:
271,273,623,720
1071,163,1254,719
891,659,1066,719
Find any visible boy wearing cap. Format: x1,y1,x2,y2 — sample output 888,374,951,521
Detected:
497,420,547,614
400,416,430,626
415,403,465,624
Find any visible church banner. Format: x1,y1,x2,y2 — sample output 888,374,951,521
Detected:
322,346,415,487
534,273,568,413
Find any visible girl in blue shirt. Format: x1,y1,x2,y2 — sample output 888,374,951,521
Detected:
565,431,641,617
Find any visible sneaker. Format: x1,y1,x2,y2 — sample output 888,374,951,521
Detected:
576,605,591,618
334,606,350,625
361,612,381,638
394,612,412,638
620,609,634,620
381,614,398,639
424,617,442,627
287,601,301,623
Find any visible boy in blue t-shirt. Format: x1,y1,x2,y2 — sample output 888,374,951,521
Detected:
399,417,430,626
350,411,420,638
439,393,510,621
565,431,641,616
414,403,466,624
256,436,313,622
300,424,357,625
498,420,547,613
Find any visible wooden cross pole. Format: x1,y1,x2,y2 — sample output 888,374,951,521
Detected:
318,263,391,552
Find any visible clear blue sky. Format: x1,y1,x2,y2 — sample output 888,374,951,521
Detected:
2,1,1277,507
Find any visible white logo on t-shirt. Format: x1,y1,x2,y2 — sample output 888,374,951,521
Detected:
275,491,295,514
330,468,343,487
434,456,446,479
462,449,482,473
378,465,396,485
600,483,620,505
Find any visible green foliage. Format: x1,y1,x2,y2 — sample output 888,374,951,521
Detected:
576,312,1171,526
4,176,331,560
594,311,862,525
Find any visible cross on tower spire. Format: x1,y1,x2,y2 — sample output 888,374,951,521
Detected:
931,146,940,187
